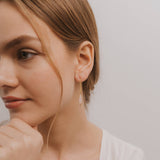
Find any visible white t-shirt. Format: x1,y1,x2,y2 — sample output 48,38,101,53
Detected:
100,128,145,160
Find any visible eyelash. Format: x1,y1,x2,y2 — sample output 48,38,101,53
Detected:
17,50,38,61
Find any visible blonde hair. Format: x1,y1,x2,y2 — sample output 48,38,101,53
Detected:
2,0,100,148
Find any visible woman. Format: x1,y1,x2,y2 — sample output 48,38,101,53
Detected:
0,0,144,160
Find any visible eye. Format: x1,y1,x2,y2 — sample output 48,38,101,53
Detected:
17,49,37,61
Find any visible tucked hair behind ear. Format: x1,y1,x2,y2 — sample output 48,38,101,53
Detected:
12,0,100,110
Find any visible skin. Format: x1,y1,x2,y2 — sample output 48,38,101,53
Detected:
0,1,103,160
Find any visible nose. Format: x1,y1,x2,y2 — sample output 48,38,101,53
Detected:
0,59,19,89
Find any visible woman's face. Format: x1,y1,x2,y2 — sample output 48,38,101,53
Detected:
0,2,76,126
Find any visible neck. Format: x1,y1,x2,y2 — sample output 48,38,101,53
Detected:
38,99,90,155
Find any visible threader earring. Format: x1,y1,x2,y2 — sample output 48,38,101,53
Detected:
79,83,83,105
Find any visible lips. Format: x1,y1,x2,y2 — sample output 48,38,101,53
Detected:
2,96,30,103
2,96,31,109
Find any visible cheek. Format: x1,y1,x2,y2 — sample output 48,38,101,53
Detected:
15,66,62,126
59,61,75,107
23,65,61,109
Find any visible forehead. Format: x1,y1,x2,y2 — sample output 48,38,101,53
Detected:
0,1,38,48
0,1,70,58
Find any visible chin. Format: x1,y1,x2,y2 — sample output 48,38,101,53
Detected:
9,113,42,127
9,110,56,128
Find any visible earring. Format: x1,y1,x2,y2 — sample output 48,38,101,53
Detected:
79,83,83,105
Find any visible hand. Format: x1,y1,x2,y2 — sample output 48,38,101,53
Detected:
0,118,43,160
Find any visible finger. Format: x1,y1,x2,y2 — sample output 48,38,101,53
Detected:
0,132,13,146
0,125,24,139
8,118,38,136
8,118,43,146
0,147,8,159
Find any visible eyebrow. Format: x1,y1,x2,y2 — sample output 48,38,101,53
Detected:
3,35,40,51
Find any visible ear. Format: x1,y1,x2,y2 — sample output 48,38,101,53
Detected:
74,41,94,82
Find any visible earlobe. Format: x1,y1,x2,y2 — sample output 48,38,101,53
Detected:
75,72,82,82
74,41,94,83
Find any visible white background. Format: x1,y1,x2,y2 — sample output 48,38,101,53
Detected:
0,0,160,159
87,0,160,160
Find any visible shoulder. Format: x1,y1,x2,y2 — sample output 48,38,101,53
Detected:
101,129,145,160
